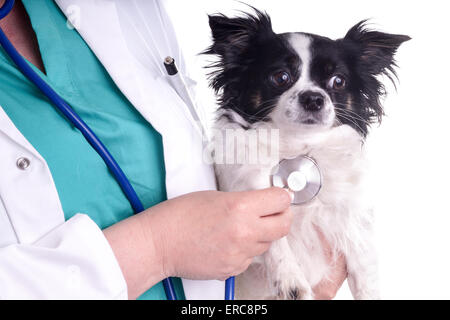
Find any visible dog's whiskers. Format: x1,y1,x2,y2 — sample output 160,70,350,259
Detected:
335,110,367,134
334,104,372,127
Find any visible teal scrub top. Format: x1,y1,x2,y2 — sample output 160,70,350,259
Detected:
0,0,185,300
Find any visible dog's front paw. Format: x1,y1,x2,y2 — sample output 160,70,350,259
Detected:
273,277,313,300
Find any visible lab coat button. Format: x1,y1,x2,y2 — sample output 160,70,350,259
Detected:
16,157,31,170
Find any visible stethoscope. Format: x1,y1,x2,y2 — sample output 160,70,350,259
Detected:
271,155,322,206
0,0,322,300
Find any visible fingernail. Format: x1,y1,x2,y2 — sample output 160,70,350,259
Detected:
284,188,295,202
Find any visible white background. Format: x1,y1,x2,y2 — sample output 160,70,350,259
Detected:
165,0,450,299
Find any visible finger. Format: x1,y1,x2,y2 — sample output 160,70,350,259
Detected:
257,208,293,242
234,187,292,218
313,253,347,300
248,242,271,257
313,228,348,299
233,258,254,277
237,236,271,258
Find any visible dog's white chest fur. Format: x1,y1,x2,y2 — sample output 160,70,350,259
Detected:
214,120,379,300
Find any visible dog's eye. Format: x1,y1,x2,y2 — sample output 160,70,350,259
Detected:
328,75,346,90
270,71,292,88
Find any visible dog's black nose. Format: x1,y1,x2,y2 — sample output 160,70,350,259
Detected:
299,91,325,112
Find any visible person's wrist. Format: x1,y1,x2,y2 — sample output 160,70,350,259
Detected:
140,204,176,279
103,210,171,299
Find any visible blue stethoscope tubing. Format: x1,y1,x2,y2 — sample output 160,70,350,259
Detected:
0,0,183,300
1,0,235,301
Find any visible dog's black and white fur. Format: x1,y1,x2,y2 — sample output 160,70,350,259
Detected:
204,9,409,300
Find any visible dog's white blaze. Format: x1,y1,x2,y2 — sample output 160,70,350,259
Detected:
288,33,313,89
271,33,335,128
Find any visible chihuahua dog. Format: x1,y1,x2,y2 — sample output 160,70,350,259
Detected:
204,9,409,299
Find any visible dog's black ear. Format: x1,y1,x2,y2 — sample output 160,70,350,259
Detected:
203,9,274,93
342,21,410,129
344,20,411,78
205,9,274,58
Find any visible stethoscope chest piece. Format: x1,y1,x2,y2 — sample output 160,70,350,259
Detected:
271,155,322,205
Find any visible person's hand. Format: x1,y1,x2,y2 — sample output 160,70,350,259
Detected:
312,230,348,300
148,188,293,281
104,187,293,299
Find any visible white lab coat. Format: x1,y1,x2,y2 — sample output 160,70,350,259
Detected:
0,0,223,299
